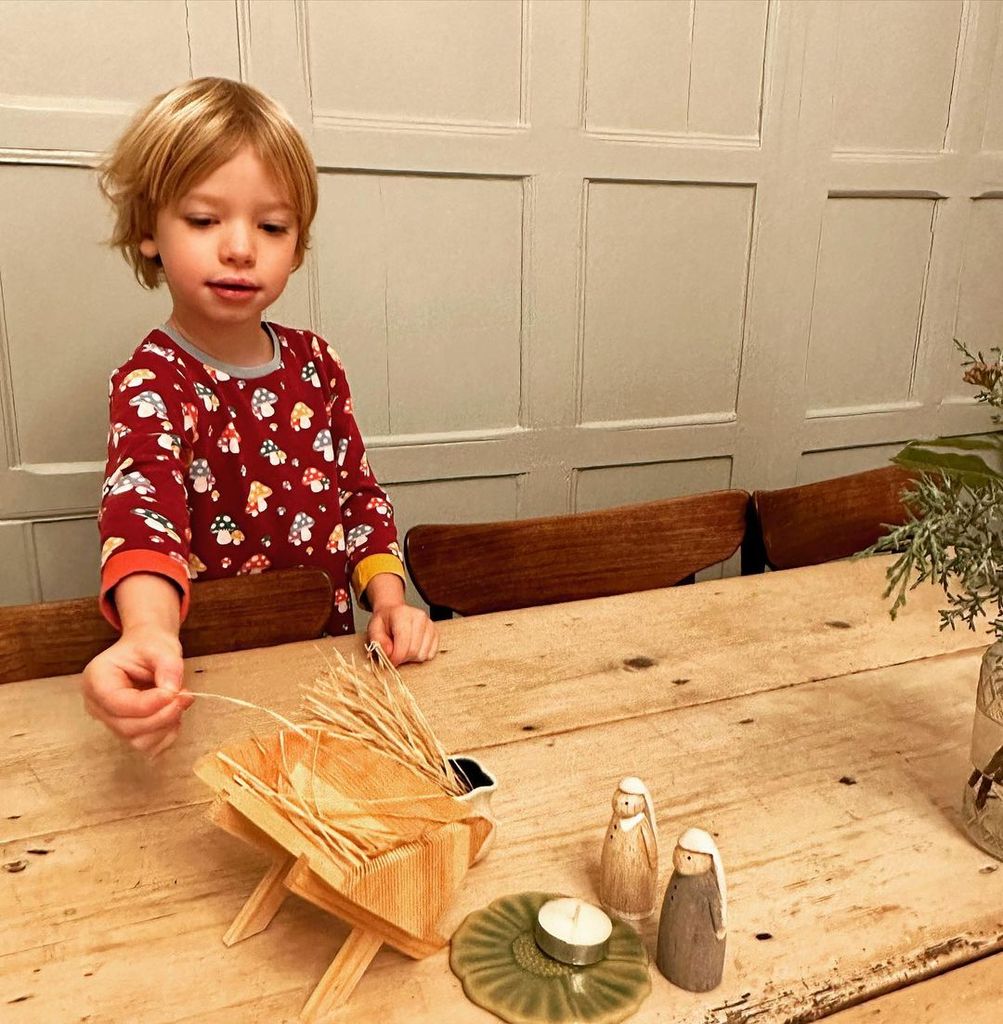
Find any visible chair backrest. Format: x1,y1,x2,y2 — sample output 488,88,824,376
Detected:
0,567,332,685
404,489,750,619
747,466,917,572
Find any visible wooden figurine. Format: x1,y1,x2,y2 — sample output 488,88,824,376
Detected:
656,827,727,992
599,776,658,920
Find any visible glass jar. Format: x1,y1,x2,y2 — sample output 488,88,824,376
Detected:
962,641,1003,859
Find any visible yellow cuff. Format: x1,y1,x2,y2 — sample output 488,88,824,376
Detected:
351,553,406,609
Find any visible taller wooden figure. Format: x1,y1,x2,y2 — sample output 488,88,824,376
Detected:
656,828,727,992
599,776,658,920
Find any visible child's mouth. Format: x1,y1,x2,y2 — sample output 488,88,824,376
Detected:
208,280,260,300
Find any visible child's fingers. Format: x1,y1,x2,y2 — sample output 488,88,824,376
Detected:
85,690,184,741
111,699,185,740
389,618,414,666
152,654,185,694
131,725,180,757
367,617,394,661
416,626,438,663
92,668,180,719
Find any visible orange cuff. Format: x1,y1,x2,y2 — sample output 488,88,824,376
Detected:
100,550,191,630
351,553,406,610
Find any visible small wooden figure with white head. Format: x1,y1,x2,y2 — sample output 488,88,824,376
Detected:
656,827,726,992
598,776,658,920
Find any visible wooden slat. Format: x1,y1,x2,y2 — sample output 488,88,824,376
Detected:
751,466,917,571
404,490,750,616
823,952,1003,1023
0,568,333,684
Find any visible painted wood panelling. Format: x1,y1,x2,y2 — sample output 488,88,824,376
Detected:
798,443,907,485
806,197,936,411
0,0,191,106
0,522,36,604
580,182,753,423
575,456,732,510
956,199,1003,353
306,0,525,127
2,0,1002,613
34,517,101,601
831,0,963,153
585,0,768,138
982,19,1003,150
314,174,524,436
0,164,162,466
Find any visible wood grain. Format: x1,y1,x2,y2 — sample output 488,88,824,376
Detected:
823,951,1003,1023
751,466,917,571
404,490,749,616
0,556,995,1023
0,568,333,685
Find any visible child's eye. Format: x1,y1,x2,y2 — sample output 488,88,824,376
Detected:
261,223,289,235
185,216,214,228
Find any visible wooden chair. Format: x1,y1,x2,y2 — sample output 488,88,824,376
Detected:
744,466,917,573
404,490,750,619
0,567,333,685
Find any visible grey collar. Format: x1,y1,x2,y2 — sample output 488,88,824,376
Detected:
158,321,282,379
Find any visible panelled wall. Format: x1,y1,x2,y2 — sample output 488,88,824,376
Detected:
1,0,1001,607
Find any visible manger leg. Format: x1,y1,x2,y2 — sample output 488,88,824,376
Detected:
300,928,383,1022
223,853,296,947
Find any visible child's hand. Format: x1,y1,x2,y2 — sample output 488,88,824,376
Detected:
81,627,193,757
365,572,439,665
367,603,439,665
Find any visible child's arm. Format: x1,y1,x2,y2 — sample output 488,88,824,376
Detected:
86,347,198,752
81,572,192,756
365,572,440,666
314,337,439,664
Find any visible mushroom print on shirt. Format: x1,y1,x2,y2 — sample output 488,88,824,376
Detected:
97,322,403,634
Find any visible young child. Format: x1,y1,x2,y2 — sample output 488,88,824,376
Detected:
82,78,438,757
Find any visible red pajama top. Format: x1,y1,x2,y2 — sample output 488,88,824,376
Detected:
98,322,404,634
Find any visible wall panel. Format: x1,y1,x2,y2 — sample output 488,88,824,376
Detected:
0,165,162,468
306,0,524,126
575,456,732,510
831,0,962,152
806,198,936,412
580,181,753,423
585,0,768,138
314,173,524,437
34,516,100,601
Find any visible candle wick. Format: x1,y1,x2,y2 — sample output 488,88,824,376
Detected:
572,904,581,927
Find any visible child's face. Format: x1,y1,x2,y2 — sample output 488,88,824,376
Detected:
140,145,299,339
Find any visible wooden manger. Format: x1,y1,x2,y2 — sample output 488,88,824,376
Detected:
193,651,494,1022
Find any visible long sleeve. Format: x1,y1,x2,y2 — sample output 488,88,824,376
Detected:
98,348,197,628
315,339,405,603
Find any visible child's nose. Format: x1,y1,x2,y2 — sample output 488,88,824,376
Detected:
220,224,255,265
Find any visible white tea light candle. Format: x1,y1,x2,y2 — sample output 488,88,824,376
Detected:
534,897,613,965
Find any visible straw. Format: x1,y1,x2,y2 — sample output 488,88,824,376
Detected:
191,641,469,872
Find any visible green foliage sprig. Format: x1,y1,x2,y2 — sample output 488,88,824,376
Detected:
868,340,1003,639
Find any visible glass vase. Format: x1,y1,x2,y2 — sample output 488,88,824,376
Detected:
962,641,1003,859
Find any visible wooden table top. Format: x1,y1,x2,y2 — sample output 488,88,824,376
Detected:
2,556,1000,1023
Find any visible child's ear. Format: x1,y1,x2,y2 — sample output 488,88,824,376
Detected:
139,237,158,259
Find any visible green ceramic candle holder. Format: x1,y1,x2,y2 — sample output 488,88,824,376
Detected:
450,892,651,1024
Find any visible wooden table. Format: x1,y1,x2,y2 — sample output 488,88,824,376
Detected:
3,556,1002,1023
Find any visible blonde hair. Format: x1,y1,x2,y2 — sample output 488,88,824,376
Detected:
99,77,318,288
